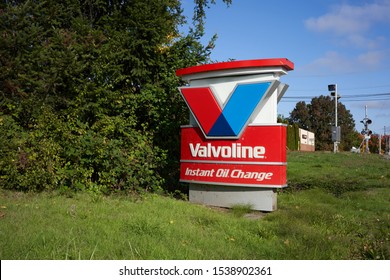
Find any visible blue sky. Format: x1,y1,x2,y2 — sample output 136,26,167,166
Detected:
181,0,390,135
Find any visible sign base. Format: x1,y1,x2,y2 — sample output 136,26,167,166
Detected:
189,183,277,212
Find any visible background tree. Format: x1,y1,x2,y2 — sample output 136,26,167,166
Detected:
289,101,311,130
0,0,231,194
289,95,358,151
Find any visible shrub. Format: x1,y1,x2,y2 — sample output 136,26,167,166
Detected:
0,107,165,194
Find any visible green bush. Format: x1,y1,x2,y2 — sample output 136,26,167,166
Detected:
287,124,299,151
0,107,165,194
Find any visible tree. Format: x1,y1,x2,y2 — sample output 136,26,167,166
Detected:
289,96,357,151
289,101,311,130
0,0,231,193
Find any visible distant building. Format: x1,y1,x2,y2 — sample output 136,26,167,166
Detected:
286,125,315,152
298,128,315,152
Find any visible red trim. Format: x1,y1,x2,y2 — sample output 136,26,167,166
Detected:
176,58,294,77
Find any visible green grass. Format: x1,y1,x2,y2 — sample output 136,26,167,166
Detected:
287,151,390,195
0,152,389,259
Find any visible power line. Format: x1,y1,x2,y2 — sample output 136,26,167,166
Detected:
342,92,390,98
288,85,390,92
281,100,390,103
280,92,390,102
342,85,390,91
283,92,390,98
289,84,390,92
342,98,390,102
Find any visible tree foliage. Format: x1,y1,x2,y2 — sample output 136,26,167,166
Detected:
0,0,230,194
289,96,358,151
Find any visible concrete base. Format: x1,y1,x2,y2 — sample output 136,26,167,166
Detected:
189,183,277,212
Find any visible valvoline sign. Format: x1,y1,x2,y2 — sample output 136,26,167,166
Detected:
176,59,293,188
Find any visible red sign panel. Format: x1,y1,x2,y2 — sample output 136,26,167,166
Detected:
180,125,287,187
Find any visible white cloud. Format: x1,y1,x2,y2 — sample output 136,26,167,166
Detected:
309,51,353,72
340,34,385,50
303,51,360,73
301,49,388,74
305,10,368,35
305,1,390,36
357,50,387,67
305,1,390,52
303,1,390,73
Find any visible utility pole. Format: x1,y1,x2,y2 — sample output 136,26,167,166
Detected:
328,84,340,153
360,105,372,153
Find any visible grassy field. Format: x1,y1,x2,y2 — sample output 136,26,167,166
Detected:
0,152,389,260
